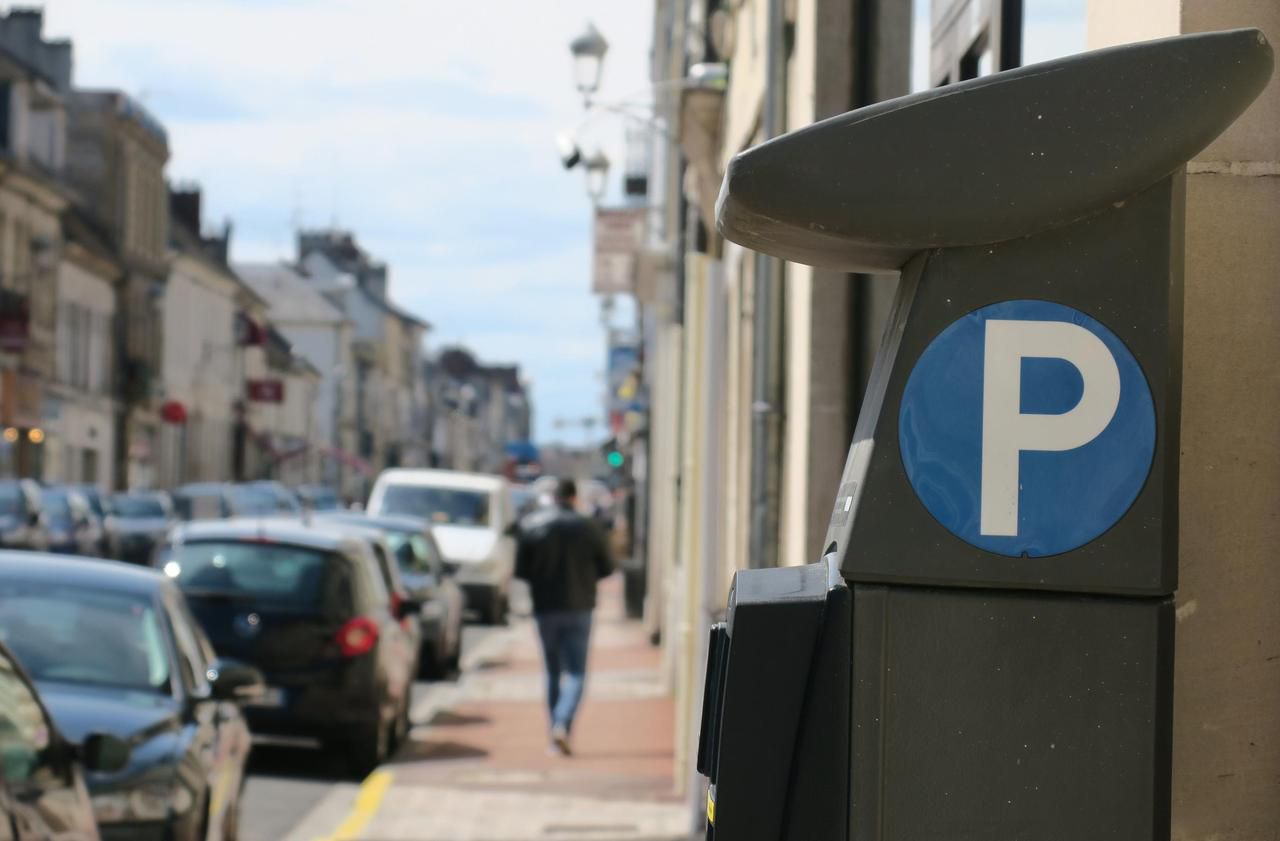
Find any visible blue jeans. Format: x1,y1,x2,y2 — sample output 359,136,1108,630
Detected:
534,611,593,732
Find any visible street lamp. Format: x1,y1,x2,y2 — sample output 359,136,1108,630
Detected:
569,21,609,100
583,150,610,203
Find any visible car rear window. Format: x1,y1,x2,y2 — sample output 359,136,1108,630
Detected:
112,495,166,518
379,485,491,527
163,540,336,610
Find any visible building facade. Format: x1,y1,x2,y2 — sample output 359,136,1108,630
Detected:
65,88,169,489
235,261,359,496
47,207,119,488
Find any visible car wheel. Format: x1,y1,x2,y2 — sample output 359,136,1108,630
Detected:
417,641,442,680
484,591,507,626
393,692,412,749
347,716,390,779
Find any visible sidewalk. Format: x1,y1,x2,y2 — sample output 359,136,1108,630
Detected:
344,575,690,841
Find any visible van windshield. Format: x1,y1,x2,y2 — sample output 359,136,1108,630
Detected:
380,486,491,527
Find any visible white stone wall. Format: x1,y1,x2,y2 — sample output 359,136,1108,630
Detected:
161,255,240,484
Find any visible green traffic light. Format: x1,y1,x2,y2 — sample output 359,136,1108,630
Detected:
607,450,624,468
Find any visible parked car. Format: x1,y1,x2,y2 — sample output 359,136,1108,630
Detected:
0,479,48,552
324,523,423,679
296,484,341,511
0,554,258,841
228,484,281,517
104,492,176,565
318,512,465,677
41,487,104,556
155,518,417,776
367,469,515,624
172,483,235,521
71,484,111,557
241,481,303,515
0,637,131,841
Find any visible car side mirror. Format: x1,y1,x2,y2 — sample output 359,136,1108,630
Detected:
207,658,267,703
396,598,423,620
27,511,39,527
81,732,131,773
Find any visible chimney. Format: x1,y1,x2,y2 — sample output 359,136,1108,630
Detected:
45,40,72,92
5,9,43,55
169,186,202,235
362,263,388,298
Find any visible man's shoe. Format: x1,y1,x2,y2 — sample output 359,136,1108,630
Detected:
550,725,572,756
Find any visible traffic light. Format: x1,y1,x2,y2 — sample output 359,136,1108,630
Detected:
601,437,626,471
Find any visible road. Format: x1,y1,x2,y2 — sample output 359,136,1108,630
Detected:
237,623,513,841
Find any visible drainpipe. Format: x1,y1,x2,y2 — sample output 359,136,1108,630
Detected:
748,0,786,569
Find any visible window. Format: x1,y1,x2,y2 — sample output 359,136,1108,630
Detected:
165,540,336,611
350,544,389,614
81,448,98,485
379,485,491,527
164,596,209,697
0,653,50,784
0,584,171,694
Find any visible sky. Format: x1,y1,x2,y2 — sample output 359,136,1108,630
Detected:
41,0,1083,446
42,0,652,445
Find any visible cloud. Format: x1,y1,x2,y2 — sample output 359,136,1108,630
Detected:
43,0,651,441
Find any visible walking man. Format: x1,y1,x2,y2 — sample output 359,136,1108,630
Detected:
515,478,614,755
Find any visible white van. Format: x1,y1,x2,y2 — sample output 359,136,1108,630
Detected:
367,469,514,623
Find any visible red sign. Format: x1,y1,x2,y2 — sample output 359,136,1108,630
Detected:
160,400,188,424
246,379,284,403
0,306,30,354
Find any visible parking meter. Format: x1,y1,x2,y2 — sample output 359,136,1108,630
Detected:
698,29,1272,841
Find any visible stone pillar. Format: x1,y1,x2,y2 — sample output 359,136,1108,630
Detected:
1090,5,1279,839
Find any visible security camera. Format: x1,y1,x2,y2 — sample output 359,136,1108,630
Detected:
557,132,582,170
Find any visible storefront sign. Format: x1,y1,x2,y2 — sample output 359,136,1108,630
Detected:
592,207,644,295
246,379,285,403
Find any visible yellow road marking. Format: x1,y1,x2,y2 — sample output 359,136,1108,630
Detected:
313,769,394,841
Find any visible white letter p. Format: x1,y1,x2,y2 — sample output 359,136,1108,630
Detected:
980,320,1121,537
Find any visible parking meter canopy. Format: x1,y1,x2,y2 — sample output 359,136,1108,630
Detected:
716,28,1273,272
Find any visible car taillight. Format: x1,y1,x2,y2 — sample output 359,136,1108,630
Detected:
335,617,379,657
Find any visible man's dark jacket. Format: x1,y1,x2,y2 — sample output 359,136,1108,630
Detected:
514,505,614,614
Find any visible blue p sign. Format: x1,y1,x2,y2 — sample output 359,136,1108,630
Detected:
899,300,1156,557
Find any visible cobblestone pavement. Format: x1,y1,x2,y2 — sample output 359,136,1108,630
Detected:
284,576,690,841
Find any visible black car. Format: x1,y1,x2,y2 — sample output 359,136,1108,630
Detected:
0,480,48,552
157,518,418,776
318,512,465,677
296,485,341,511
41,488,103,557
104,492,176,565
0,554,259,841
0,637,130,840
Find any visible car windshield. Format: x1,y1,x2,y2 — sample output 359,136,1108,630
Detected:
41,491,72,527
232,486,278,516
79,489,104,518
383,530,436,574
164,540,333,610
112,495,166,519
380,485,491,527
511,487,539,516
174,490,225,521
0,584,171,694
300,488,340,510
